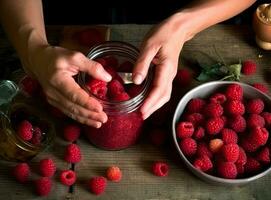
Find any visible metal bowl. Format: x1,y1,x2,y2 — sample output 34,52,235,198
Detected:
172,81,271,186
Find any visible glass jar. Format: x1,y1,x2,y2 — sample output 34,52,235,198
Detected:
78,41,153,150
0,80,55,162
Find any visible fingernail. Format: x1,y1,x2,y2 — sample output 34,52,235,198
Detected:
133,73,143,85
104,72,112,82
96,122,102,128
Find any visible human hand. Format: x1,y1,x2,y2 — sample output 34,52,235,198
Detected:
133,14,192,119
26,45,112,128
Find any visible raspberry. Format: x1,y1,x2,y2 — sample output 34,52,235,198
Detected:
64,144,82,163
179,138,197,157
17,120,33,141
256,147,270,165
152,161,169,177
149,129,167,146
246,98,264,114
34,177,52,196
193,126,205,140
197,142,213,158
186,98,206,113
112,92,130,101
63,124,81,142
227,115,246,133
221,128,238,144
174,68,192,87
73,28,103,47
108,79,125,98
242,60,257,75
193,155,213,172
106,166,122,182
244,157,261,174
249,126,269,146
104,66,123,84
13,163,30,183
236,163,245,175
176,122,194,139
85,78,107,100
221,144,240,162
241,139,258,153
60,170,77,186
225,84,243,101
210,93,227,104
246,114,265,128
88,176,107,195
225,100,245,116
119,61,134,72
262,112,271,127
185,113,204,127
30,126,42,145
236,147,247,166
217,162,237,179
209,139,224,153
39,158,56,177
20,76,40,96
127,85,142,98
252,83,269,94
205,117,224,135
204,102,223,118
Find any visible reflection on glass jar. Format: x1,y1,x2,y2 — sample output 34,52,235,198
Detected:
78,41,153,150
0,80,55,162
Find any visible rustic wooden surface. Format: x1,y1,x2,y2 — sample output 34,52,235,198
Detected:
0,24,271,200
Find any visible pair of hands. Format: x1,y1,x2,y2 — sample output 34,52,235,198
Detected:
27,16,188,128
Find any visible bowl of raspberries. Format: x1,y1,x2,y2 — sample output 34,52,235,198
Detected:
172,81,271,185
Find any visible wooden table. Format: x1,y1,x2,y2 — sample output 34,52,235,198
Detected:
0,24,271,200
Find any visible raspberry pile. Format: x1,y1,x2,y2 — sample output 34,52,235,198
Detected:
176,83,271,179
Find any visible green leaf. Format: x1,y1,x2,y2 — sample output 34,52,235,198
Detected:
197,72,212,82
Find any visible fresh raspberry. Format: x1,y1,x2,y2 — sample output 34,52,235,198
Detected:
179,138,197,157
256,147,270,165
119,61,134,72
13,163,30,183
246,98,264,114
85,78,107,100
106,166,122,182
241,139,258,153
249,126,269,146
236,163,245,175
246,114,265,128
176,122,194,139
73,28,103,47
64,144,82,163
227,115,246,133
30,126,42,145
261,112,271,127
204,102,223,118
193,155,213,172
217,162,237,179
149,129,167,146
193,126,205,140
186,98,206,113
104,66,123,84
63,124,81,142
17,120,33,141
60,170,77,186
209,139,224,153
39,158,56,177
108,79,125,98
221,128,238,144
221,115,228,127
205,117,224,135
236,147,247,166
88,176,107,195
225,100,245,116
210,93,227,104
225,84,243,101
20,76,40,96
221,144,240,162
34,177,52,196
127,85,142,98
112,92,130,101
174,68,192,87
242,60,257,75
197,142,213,158
152,161,169,177
185,113,204,127
252,83,269,94
244,157,261,174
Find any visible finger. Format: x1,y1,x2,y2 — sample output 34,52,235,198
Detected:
133,43,160,85
48,99,104,128
70,52,112,82
46,87,108,123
